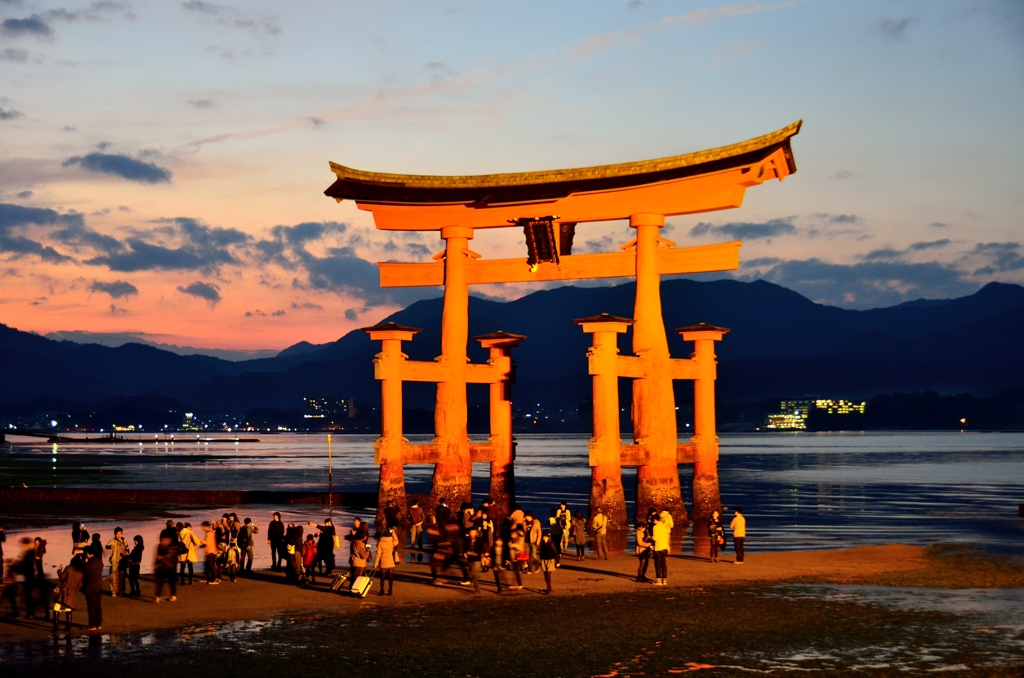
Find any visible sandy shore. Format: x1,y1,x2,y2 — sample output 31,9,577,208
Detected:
0,544,939,642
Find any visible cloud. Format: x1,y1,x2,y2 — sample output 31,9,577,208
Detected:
85,217,248,273
875,17,917,42
344,308,358,321
177,280,221,304
89,279,138,298
830,170,854,180
0,107,23,120
689,217,796,240
971,242,1024,275
1,48,30,62
181,1,281,37
628,1,644,9
815,213,860,225
740,257,978,308
63,152,172,184
16,190,33,199
243,308,286,317
1,15,53,38
291,301,323,310
0,203,76,263
187,99,216,108
929,222,948,228
908,239,950,251
51,219,123,254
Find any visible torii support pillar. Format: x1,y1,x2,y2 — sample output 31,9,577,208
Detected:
432,226,474,512
631,214,688,524
575,314,631,532
363,322,420,531
474,331,526,526
678,323,729,555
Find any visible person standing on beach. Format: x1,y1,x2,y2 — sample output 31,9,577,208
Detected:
651,513,669,586
730,508,746,564
268,512,285,571
524,511,541,573
308,518,335,576
106,528,128,597
237,518,258,576
71,523,88,556
153,534,178,602
408,501,425,561
591,507,609,560
201,521,220,584
635,520,653,583
507,528,526,589
301,535,317,584
127,536,144,596
81,548,104,630
374,527,398,596
178,522,200,584
32,536,47,582
708,511,725,563
53,555,83,631
539,531,558,594
508,504,524,532
555,502,571,553
464,527,484,593
348,530,369,590
571,511,587,561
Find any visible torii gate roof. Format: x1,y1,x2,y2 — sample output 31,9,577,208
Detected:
325,121,801,231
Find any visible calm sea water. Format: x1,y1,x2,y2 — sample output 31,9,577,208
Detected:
2,431,1022,571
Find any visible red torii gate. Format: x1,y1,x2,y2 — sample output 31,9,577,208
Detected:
326,121,801,539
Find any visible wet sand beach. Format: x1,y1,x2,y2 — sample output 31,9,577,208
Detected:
2,544,1022,676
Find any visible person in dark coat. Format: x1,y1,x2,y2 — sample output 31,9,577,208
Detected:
82,550,105,630
127,535,144,597
153,535,178,602
308,518,336,576
267,512,286,571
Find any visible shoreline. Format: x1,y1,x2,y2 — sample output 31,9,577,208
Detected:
3,543,1021,643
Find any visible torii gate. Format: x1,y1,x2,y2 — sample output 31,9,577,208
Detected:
326,121,801,535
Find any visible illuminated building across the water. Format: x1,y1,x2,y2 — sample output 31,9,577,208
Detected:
765,399,867,430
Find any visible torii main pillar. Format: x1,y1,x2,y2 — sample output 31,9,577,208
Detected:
630,213,687,522
432,226,474,511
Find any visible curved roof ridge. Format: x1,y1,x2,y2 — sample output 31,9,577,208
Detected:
329,121,801,190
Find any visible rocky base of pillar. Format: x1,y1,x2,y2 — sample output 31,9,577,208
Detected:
691,468,721,527
635,469,689,527
488,467,514,526
430,477,472,518
375,468,408,536
590,476,628,532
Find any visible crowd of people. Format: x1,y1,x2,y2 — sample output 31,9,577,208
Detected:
0,502,748,631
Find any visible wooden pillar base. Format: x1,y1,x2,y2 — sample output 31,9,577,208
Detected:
430,455,472,514
488,463,515,526
375,459,408,534
590,471,628,532
635,461,688,526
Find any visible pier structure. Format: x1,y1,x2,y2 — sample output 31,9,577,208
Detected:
328,121,801,545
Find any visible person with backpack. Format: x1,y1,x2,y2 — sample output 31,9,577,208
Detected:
236,518,258,576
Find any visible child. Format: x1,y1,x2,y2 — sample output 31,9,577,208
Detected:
225,540,241,582
301,535,318,584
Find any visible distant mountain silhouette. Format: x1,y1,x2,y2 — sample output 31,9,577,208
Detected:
2,280,1023,416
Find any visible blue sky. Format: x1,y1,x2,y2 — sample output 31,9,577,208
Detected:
1,0,1022,350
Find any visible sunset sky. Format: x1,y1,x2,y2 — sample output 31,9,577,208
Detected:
1,0,1022,356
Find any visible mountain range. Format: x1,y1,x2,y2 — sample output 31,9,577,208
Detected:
3,279,1024,424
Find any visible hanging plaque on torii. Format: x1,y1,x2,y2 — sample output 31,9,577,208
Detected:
326,121,801,541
